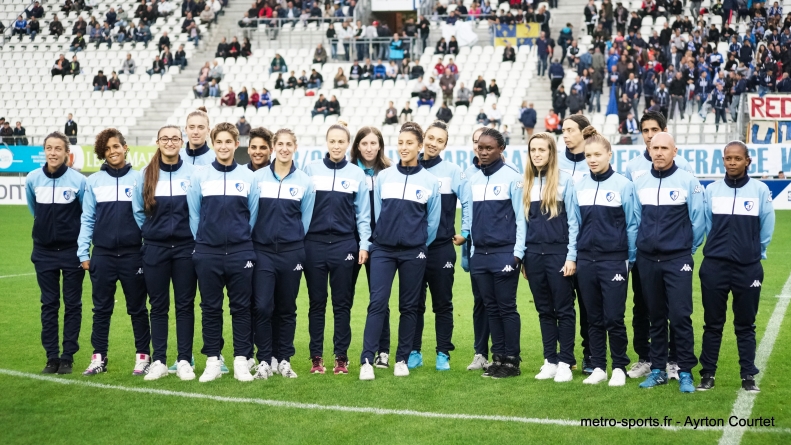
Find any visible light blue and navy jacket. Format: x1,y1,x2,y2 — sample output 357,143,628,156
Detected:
557,148,588,184
418,153,471,246
77,163,142,262
574,166,640,263
187,160,259,255
467,158,526,260
179,142,215,166
525,169,579,261
26,163,86,251
132,157,196,248
373,162,441,249
624,149,695,181
633,163,706,260
253,161,315,253
703,175,775,264
304,154,370,250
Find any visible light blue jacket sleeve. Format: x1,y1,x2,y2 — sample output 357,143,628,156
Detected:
187,171,202,238
759,185,775,259
131,172,146,229
703,185,714,237
373,174,383,223
622,180,640,263
453,168,472,239
688,177,706,255
624,162,633,181
25,175,36,216
354,175,372,251
77,174,86,205
300,178,315,234
77,180,97,262
247,175,259,231
564,177,580,261
426,179,441,246
511,178,527,259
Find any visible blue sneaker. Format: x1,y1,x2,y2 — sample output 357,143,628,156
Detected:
168,355,195,374
219,355,229,374
407,350,423,369
639,369,668,388
436,352,450,371
679,372,695,393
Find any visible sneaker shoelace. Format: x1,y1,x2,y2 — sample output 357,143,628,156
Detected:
311,357,322,368
87,359,103,372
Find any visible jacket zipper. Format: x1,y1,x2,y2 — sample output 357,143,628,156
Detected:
169,169,174,241
655,174,662,247
330,163,337,238
275,167,295,252
731,186,736,214
401,167,410,245
51,176,56,248
115,173,119,251
223,169,228,254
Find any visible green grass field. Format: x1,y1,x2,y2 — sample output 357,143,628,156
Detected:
1,206,789,444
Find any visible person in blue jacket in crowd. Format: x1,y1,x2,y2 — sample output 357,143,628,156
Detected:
359,122,441,381
78,128,151,377
408,120,471,371
26,131,86,375
634,132,706,393
467,127,526,379
349,126,393,369
523,132,580,384
303,121,370,376
558,114,592,374
179,107,215,166
187,122,259,383
574,127,640,387
696,141,775,393
132,125,197,381
624,111,695,381
250,128,315,380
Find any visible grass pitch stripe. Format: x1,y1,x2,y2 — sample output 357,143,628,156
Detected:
0,273,36,279
0,369,790,435
719,272,791,445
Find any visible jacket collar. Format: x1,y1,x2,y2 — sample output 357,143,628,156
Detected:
396,162,423,175
590,165,614,182
650,161,678,178
565,148,585,163
323,152,348,169
643,149,652,161
101,162,132,177
160,156,183,172
479,157,504,176
418,153,442,169
184,141,210,158
42,162,68,179
724,173,750,188
356,159,375,176
247,160,270,171
269,161,296,179
212,160,237,172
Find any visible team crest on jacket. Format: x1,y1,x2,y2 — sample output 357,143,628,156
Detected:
289,187,298,196
493,186,502,196
669,190,679,201
235,183,244,192
606,192,615,202
124,188,132,198
180,181,189,192
63,190,72,201
744,200,754,211
416,189,424,200
341,180,350,189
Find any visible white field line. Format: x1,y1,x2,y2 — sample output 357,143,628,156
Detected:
0,368,789,435
0,273,36,279
718,271,791,445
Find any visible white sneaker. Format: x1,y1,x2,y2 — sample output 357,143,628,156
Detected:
583,367,608,384
278,360,298,378
271,357,280,375
133,354,151,376
144,360,169,381
609,368,626,386
667,362,680,380
199,356,222,382
394,360,409,377
554,362,573,382
627,360,652,378
535,359,558,380
247,358,256,372
253,361,272,380
234,356,254,382
466,354,490,370
374,352,390,369
359,359,375,381
176,360,195,381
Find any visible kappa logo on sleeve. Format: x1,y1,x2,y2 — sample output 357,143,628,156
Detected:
693,185,702,194
515,181,523,189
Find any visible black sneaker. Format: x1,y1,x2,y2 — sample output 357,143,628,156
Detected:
582,356,594,375
57,359,74,375
696,373,715,391
482,354,502,378
374,352,389,369
742,376,760,393
491,356,521,379
42,358,60,374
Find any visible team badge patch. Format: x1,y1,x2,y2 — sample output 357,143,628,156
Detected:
416,189,424,200
235,183,244,192
669,190,679,201
493,186,502,196
124,188,132,198
341,180,349,189
744,200,754,211
289,187,298,197
606,192,615,202
63,190,72,201
180,181,188,192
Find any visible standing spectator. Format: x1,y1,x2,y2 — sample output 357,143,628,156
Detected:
390,34,405,65
439,68,456,105
617,93,632,123
455,82,472,107
49,15,64,38
146,55,165,76
384,101,398,124
311,94,329,118
520,103,537,139
668,71,686,120
536,31,549,76
237,87,249,109
13,122,28,146
313,43,328,64
108,71,121,90
622,112,640,143
549,58,565,91
65,114,78,144
269,53,287,74
553,85,569,119
236,116,251,137
624,72,642,117
221,86,236,106
418,15,430,53
436,102,453,123
92,70,108,91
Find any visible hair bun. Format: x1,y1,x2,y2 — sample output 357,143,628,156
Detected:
401,121,424,133
582,126,599,139
336,119,349,128
196,106,208,113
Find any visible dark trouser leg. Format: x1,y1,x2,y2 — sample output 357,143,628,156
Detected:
663,256,696,374
89,255,119,356
600,260,629,371
472,268,502,355
60,250,84,361
360,246,397,365
223,251,255,359
491,254,521,357
731,261,763,378
577,259,606,370
395,247,428,363
195,252,226,358
699,257,730,376
253,250,276,362
305,241,330,357
171,248,197,363
142,245,172,363
471,270,490,358
33,248,84,361
328,240,358,357
273,248,305,361
573,274,590,362
631,263,651,361
638,255,668,371
118,253,151,355
527,252,558,363
427,242,456,355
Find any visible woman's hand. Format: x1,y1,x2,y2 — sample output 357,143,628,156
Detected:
81,260,90,270
358,250,368,265
561,260,576,277
452,234,466,246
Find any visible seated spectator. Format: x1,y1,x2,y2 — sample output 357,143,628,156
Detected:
72,16,87,35
96,22,113,48
486,104,502,127
455,82,472,107
307,69,323,88
398,58,412,80
236,116,251,137
311,94,330,118
237,87,249,109
384,101,398,124
68,55,81,76
399,102,413,123
116,6,129,27
472,75,486,97
501,125,510,146
334,68,349,88
209,60,223,81
221,86,236,106
487,79,500,97
360,59,374,80
49,15,64,38
238,11,255,27
135,0,149,19
327,95,341,116
174,44,187,68
161,47,174,67
446,58,459,78
0,122,13,145
313,43,328,64
92,70,108,91
373,59,387,80
181,12,196,33
386,61,398,79
13,121,28,146
51,54,68,77
62,0,76,17
503,41,516,62
241,37,252,58
193,80,208,97
436,102,453,123
106,7,117,26
269,53,288,74
208,79,221,97
435,37,447,55
417,87,434,107
158,31,171,52
26,1,44,19
410,60,424,79
135,22,152,47
12,16,27,41
434,58,445,75
249,88,260,108
286,71,298,89
108,71,121,90
158,0,174,17
476,108,488,125
545,108,562,134
448,36,460,56
296,70,308,88
146,55,165,76
199,5,215,28
426,77,440,99
215,36,229,58
258,88,274,109
228,36,241,59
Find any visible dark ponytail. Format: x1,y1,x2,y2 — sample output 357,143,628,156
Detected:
143,125,180,215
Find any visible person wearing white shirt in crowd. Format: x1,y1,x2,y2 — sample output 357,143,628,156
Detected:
486,103,502,128
411,76,427,97
157,0,174,17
